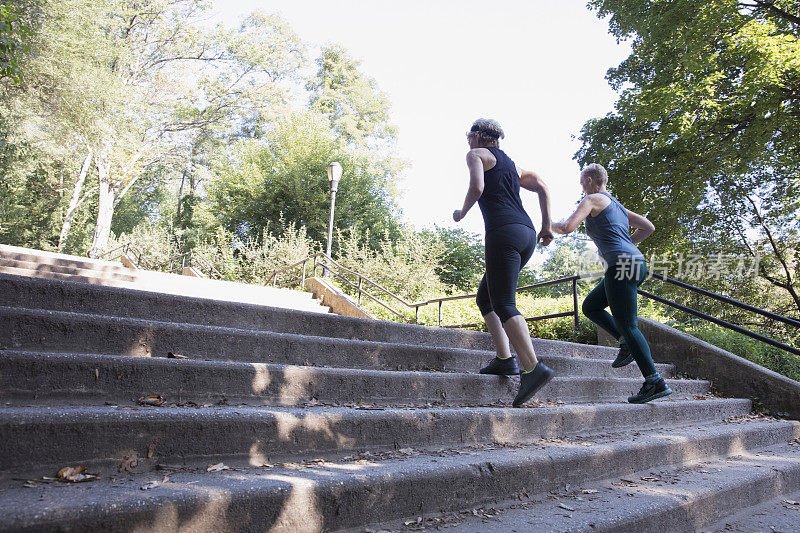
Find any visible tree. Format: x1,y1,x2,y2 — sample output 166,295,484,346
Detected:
5,0,305,256
307,44,397,147
418,226,484,292
0,2,31,84
577,0,800,314
205,111,401,250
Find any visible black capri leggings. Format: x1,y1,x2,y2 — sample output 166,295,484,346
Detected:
476,223,537,323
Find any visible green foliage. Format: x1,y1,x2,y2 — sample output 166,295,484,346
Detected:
108,223,180,269
419,226,484,292
578,0,800,320
307,44,396,145
0,2,31,84
334,226,447,304
667,317,800,383
206,111,401,250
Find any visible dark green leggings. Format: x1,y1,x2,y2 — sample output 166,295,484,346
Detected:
582,257,657,377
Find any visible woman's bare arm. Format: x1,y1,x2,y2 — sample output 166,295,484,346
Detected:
627,209,655,244
453,149,490,222
552,197,595,234
518,167,553,245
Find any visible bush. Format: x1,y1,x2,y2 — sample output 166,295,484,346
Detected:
664,318,800,383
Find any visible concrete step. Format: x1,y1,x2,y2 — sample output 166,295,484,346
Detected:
0,250,331,314
0,244,133,274
0,263,139,284
0,417,794,532
0,307,635,375
0,273,619,357
705,485,800,533
393,437,800,533
0,351,687,407
0,398,750,478
0,256,137,280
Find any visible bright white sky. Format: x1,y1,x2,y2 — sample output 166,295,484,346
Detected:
210,1,630,260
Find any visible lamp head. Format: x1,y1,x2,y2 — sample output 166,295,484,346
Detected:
327,161,342,182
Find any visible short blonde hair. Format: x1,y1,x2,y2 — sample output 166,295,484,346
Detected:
467,118,504,147
581,163,608,185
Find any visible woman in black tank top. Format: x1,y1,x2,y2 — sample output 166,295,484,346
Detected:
452,118,555,407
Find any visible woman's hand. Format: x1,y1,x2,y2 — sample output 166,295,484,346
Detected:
453,209,464,222
537,226,554,246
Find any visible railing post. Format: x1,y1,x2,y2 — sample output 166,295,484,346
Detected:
572,278,579,339
414,306,419,324
302,260,307,286
438,300,443,327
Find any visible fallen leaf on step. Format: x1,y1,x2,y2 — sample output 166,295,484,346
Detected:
581,489,600,494
137,394,164,407
558,503,575,512
94,368,99,380
640,476,660,481
148,442,156,459
783,500,800,505
166,352,189,359
140,480,160,490
207,462,231,472
57,466,99,483
22,480,38,488
119,453,139,472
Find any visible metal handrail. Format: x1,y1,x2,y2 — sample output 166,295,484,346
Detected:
100,245,222,280
267,254,593,327
267,252,419,310
266,252,798,355
638,289,800,356
648,272,800,328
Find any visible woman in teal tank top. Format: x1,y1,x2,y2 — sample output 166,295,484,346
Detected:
551,164,672,404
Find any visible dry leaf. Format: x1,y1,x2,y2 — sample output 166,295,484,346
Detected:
119,453,139,473
137,394,164,407
147,442,156,459
57,466,99,483
582,489,600,494
207,462,231,472
166,352,188,359
558,503,575,512
140,480,160,490
784,500,800,506
94,368,99,380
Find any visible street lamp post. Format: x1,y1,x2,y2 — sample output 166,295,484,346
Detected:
324,161,343,277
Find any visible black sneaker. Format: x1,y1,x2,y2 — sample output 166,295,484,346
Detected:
627,378,673,404
611,342,635,368
480,356,520,375
512,363,554,407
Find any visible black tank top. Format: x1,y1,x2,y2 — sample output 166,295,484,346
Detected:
477,147,535,233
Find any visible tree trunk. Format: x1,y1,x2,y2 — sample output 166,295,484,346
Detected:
58,148,93,251
88,146,115,258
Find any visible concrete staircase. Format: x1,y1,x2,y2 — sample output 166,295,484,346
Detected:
0,244,330,313
0,272,799,532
